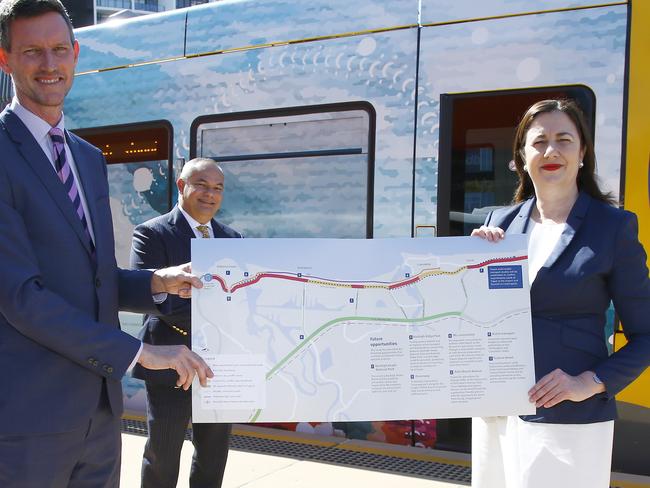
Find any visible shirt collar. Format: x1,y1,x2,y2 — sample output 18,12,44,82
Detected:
10,97,65,142
178,205,211,235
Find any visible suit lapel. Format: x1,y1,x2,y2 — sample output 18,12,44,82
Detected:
170,206,196,240
541,191,591,271
169,207,196,263
506,198,535,234
210,219,225,238
1,110,93,258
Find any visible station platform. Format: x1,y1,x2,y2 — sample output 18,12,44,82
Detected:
121,422,470,487
120,421,650,488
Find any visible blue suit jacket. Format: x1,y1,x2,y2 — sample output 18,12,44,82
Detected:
0,108,157,436
486,192,650,423
130,205,242,385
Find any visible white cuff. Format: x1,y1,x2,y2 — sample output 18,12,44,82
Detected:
152,292,168,304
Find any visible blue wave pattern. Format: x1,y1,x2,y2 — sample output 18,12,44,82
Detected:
69,28,419,237
105,161,170,267
421,0,603,24
184,0,418,55
75,11,186,73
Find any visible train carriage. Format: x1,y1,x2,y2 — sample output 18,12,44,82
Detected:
34,0,648,476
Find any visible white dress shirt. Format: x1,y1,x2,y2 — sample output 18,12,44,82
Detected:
527,219,566,284
179,205,214,238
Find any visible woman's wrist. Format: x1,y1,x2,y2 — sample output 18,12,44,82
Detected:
581,370,606,395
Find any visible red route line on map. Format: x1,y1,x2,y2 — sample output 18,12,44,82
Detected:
208,255,528,294
387,276,419,290
466,255,528,269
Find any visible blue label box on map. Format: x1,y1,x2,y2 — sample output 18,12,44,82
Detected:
487,265,523,289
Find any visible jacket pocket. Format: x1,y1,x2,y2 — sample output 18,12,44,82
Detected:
560,318,608,359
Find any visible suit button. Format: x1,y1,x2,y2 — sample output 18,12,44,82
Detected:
95,278,101,288
93,360,99,367
102,364,114,374
87,357,96,366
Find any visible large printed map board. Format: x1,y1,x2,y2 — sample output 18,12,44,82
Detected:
191,236,535,423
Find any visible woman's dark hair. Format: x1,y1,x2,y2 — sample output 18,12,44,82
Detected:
511,98,615,204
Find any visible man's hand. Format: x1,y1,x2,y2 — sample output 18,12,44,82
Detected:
137,343,213,389
151,263,202,298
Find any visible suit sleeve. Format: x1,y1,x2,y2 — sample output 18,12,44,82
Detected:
118,267,159,313
595,212,650,397
130,223,190,322
0,162,140,380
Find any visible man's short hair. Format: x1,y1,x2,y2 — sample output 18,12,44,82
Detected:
179,158,223,181
0,0,74,52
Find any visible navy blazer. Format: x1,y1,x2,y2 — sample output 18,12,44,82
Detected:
0,109,157,436
130,205,242,385
486,192,650,423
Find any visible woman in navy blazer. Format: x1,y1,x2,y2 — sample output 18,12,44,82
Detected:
470,99,650,488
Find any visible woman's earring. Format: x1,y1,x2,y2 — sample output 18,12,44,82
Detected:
579,161,584,168
523,164,528,172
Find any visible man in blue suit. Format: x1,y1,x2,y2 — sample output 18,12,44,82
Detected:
0,1,212,486
131,158,241,488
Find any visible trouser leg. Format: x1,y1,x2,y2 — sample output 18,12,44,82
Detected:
189,422,232,488
0,388,120,488
141,383,191,488
471,416,508,488
68,388,122,488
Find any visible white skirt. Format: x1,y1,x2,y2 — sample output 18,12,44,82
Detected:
471,416,614,488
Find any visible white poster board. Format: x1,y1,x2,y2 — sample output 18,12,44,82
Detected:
191,236,535,422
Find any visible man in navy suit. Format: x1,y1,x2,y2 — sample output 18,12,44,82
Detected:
131,158,241,488
0,1,212,486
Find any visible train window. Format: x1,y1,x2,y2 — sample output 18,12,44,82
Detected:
190,102,375,238
437,86,595,236
73,121,174,268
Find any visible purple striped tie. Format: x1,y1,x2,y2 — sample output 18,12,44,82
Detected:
49,128,95,254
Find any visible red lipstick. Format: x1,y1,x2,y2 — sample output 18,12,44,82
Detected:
541,164,562,171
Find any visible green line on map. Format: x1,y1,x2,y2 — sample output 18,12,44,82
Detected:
265,310,462,380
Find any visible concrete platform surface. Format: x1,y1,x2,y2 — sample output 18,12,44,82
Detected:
120,432,468,488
